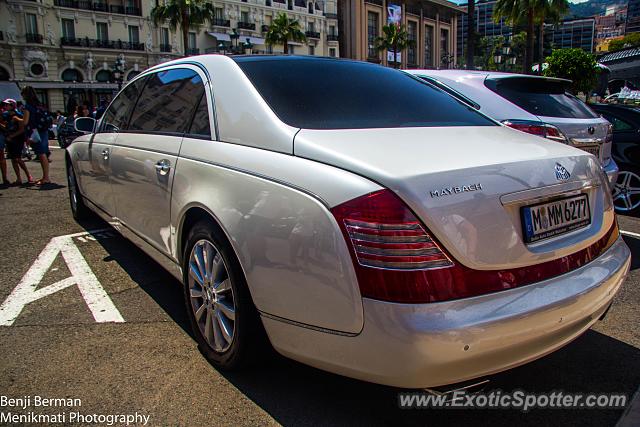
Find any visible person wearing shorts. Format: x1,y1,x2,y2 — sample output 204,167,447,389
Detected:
19,86,50,185
1,99,32,185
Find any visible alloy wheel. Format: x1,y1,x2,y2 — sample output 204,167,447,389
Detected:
188,239,236,352
612,170,640,212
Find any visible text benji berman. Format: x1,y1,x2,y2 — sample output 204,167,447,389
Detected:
1,396,81,410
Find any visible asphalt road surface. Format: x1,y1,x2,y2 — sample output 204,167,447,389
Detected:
0,146,639,426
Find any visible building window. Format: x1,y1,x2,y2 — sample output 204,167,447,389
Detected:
62,68,83,82
61,18,75,40
161,28,169,46
309,45,315,55
26,14,38,35
407,21,417,66
97,22,109,41
329,47,336,57
424,24,434,67
367,11,379,59
308,2,313,14
188,32,197,49
128,25,140,44
241,11,249,22
329,25,336,36
288,44,295,54
440,28,450,68
96,69,113,83
308,22,315,32
215,7,224,19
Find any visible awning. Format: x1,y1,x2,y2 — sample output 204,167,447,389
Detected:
208,32,231,41
0,81,23,102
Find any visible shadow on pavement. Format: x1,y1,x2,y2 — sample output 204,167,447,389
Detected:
77,218,640,427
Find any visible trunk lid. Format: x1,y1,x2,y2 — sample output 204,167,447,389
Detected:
539,115,613,166
295,126,614,270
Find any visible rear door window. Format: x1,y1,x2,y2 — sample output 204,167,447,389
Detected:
485,77,598,119
128,68,205,135
100,77,146,133
187,93,211,139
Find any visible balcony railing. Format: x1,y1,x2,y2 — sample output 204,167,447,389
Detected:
364,0,383,5
213,18,230,27
261,24,270,33
237,22,256,30
60,37,144,50
265,0,271,5
324,12,338,19
294,0,305,7
305,31,320,39
186,48,200,55
26,33,44,43
160,44,172,52
327,34,338,42
53,0,141,15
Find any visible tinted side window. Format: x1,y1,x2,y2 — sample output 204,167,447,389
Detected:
100,77,146,133
234,57,495,129
485,77,598,119
188,93,211,138
602,113,635,131
128,68,204,134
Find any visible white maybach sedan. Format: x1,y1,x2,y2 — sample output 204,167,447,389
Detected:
67,55,631,388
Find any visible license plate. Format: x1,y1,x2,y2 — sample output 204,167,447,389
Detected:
580,145,601,159
521,194,591,243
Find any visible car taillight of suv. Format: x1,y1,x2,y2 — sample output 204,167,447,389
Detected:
502,119,568,143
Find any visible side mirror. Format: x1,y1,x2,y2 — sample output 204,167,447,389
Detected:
75,117,96,134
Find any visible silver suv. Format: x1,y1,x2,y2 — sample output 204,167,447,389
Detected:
405,70,619,185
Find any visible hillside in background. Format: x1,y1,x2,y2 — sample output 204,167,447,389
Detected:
568,0,627,19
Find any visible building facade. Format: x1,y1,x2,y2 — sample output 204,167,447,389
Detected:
338,0,462,69
595,5,626,52
543,18,596,56
627,0,640,34
457,0,512,63
0,0,339,113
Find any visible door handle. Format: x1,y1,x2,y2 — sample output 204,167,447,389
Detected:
101,148,109,160
155,159,171,175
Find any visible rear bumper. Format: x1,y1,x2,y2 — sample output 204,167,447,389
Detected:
604,158,619,186
262,236,631,388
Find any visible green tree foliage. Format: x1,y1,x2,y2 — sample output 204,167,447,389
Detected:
608,33,640,52
375,24,416,68
264,13,307,54
151,0,215,56
543,48,597,94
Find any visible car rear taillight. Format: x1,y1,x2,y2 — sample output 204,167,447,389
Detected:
503,119,567,143
332,190,619,304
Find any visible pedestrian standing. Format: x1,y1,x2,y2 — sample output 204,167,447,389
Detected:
1,99,32,185
0,102,10,185
19,86,52,185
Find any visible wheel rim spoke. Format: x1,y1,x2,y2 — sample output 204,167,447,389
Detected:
188,239,235,353
195,303,206,322
218,299,235,321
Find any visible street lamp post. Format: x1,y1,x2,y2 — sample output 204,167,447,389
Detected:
230,29,240,54
243,38,254,54
112,54,126,92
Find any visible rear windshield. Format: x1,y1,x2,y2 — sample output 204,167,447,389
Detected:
485,77,598,119
234,57,495,129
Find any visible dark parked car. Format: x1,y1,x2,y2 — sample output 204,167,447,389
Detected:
57,116,82,148
591,103,640,214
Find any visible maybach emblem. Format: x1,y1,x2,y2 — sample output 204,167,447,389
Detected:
430,183,483,198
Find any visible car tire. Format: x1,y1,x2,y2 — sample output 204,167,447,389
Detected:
66,161,91,220
182,220,264,370
612,166,640,216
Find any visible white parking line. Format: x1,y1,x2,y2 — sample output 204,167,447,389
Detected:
0,229,124,326
620,230,640,239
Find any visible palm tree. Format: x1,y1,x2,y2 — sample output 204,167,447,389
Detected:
150,0,216,56
375,24,415,69
265,13,306,54
466,0,476,70
494,0,536,73
535,0,568,67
